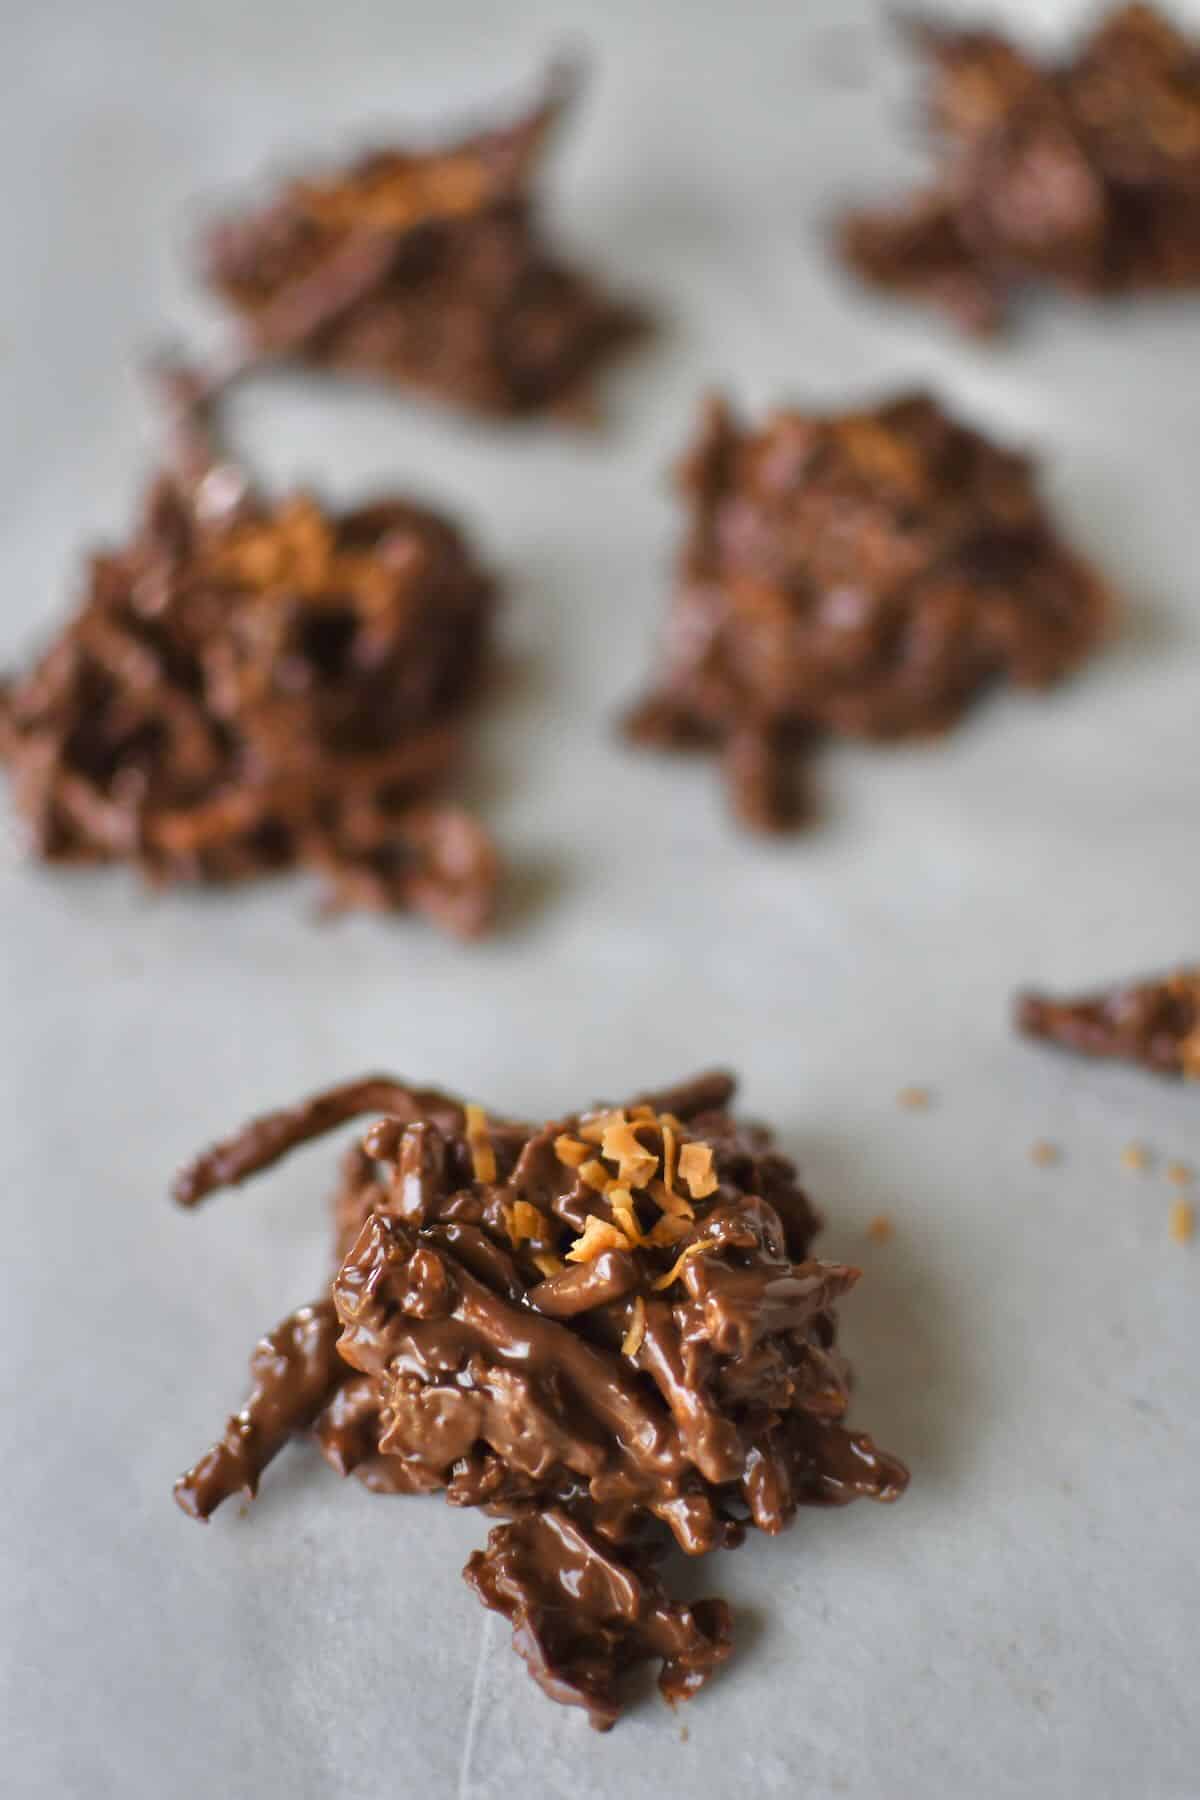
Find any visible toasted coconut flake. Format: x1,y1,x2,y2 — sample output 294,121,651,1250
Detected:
1167,1161,1194,1188
679,1142,718,1199
621,1296,647,1358
578,1158,611,1192
507,1200,547,1246
865,1214,894,1244
1030,1140,1060,1168
532,1252,567,1279
579,1108,624,1145
600,1119,659,1189
628,1104,656,1122
554,1134,589,1168
648,1177,694,1221
565,1216,632,1263
652,1237,717,1290
1121,1142,1151,1173
465,1103,497,1184
608,1186,649,1247
661,1123,679,1195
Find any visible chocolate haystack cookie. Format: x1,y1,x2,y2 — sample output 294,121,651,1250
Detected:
839,5,1200,333
173,1069,907,1729
201,63,643,418
1018,968,1200,1079
0,376,499,935
625,390,1110,830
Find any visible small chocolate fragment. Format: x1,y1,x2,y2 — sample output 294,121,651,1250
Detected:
172,1070,907,1728
625,391,1109,830
0,380,500,935
464,1509,733,1730
201,63,644,419
1017,968,1200,1080
839,6,1200,333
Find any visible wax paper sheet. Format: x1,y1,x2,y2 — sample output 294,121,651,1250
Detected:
2,2,1198,1794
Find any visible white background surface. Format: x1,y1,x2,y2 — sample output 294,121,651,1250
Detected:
3,2,1199,1795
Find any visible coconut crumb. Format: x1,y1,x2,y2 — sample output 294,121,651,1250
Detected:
652,1237,718,1291
678,1142,718,1199
897,1086,931,1110
464,1103,497,1184
1030,1140,1060,1167
565,1216,632,1263
1169,1199,1195,1244
578,1158,611,1192
1166,1161,1194,1188
1120,1142,1151,1173
621,1295,647,1358
554,1134,589,1169
865,1214,894,1244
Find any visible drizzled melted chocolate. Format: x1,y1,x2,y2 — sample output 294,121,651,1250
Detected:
172,1070,907,1728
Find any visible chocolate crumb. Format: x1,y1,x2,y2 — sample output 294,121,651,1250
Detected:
1017,968,1200,1080
1169,1198,1195,1243
839,7,1200,335
0,374,500,935
172,1069,907,1729
200,63,644,420
625,391,1109,831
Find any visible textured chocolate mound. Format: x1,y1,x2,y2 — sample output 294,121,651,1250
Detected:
840,6,1200,333
202,64,644,418
1017,968,1200,1079
172,1070,907,1729
0,386,499,935
625,391,1109,830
